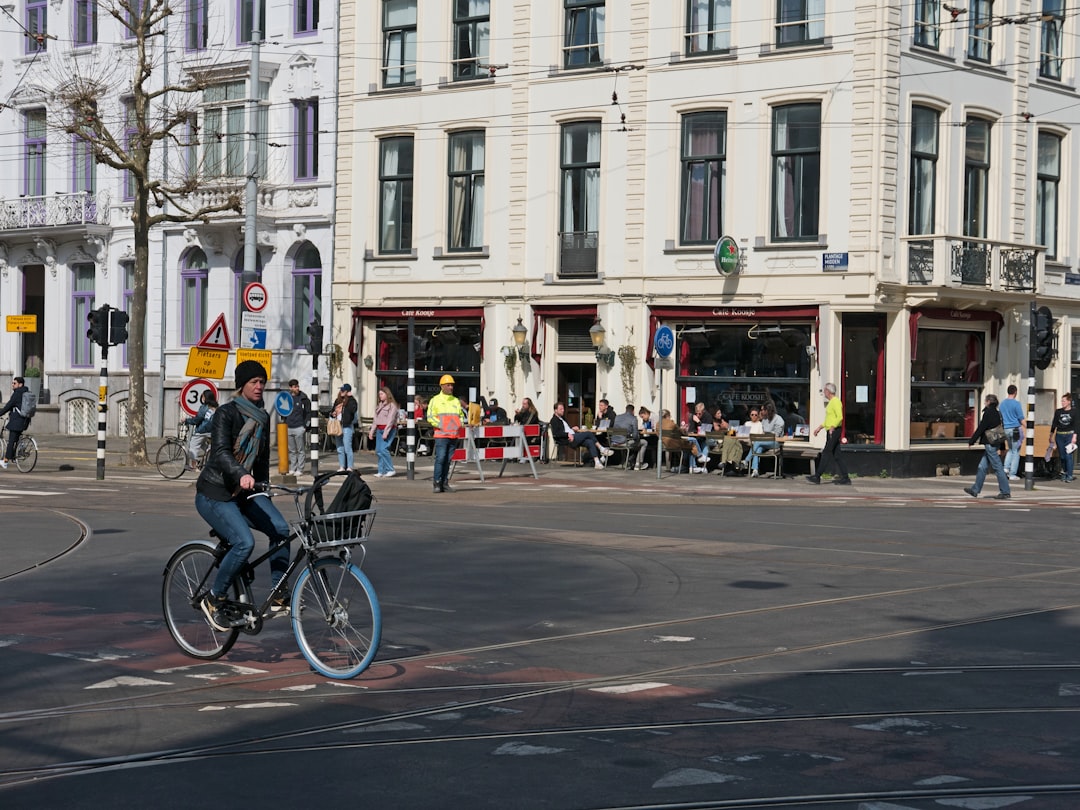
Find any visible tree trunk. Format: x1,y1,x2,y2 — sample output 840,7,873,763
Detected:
127,185,151,466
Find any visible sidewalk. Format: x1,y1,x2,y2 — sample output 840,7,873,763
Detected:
26,432,1077,503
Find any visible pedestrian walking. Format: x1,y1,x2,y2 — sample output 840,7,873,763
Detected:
999,384,1024,481
964,393,1011,500
806,382,850,485
427,374,465,493
284,379,311,475
1048,393,1076,483
369,386,400,478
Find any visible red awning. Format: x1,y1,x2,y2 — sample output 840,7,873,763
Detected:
530,304,598,318
350,307,485,319
909,307,1003,360
648,305,820,320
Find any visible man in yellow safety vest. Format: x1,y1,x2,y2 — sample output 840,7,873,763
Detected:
427,374,465,493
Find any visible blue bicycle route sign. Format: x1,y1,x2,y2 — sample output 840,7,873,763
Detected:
654,325,675,359
274,391,294,418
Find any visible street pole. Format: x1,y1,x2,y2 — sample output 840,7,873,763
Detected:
243,25,261,288
1025,301,1036,491
310,344,320,478
657,366,663,481
96,326,110,482
407,315,415,480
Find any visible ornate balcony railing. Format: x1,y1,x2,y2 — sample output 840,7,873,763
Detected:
903,235,1040,294
0,191,111,230
558,230,599,279
951,242,991,286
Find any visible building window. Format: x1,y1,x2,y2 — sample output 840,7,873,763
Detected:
913,0,939,50
181,247,208,346
1036,132,1061,260
559,121,600,278
72,263,95,368
74,0,97,46
295,0,318,35
26,0,46,54
292,243,322,348
25,110,46,197
963,118,991,238
771,102,820,242
123,100,137,201
909,105,938,235
126,0,142,37
379,136,414,254
564,0,604,68
294,99,318,181
121,261,135,368
1040,0,1064,80
452,0,490,80
382,0,417,87
680,111,726,245
686,0,731,56
203,79,268,178
232,250,263,337
968,0,992,62
910,329,984,441
186,0,207,50
73,134,96,194
776,0,824,48
448,130,485,252
239,0,265,44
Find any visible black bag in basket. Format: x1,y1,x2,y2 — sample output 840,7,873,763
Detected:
307,471,373,543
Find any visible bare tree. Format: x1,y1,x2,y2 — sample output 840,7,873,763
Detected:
40,0,241,465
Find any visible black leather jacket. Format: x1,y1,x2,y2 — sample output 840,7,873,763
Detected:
0,387,30,432
195,399,270,501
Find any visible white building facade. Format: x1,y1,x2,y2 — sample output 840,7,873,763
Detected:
334,1,1080,475
0,0,335,435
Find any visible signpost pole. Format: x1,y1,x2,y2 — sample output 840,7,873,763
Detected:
96,341,109,481
407,315,416,481
657,367,663,481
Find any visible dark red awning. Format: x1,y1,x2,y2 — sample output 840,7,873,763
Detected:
647,305,820,320
530,304,598,318
350,307,485,319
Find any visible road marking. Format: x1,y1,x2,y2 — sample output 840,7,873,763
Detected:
653,768,742,788
0,488,56,496
492,742,567,756
590,681,670,694
86,676,172,689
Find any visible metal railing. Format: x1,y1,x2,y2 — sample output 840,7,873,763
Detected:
904,235,1039,293
558,230,598,278
0,191,110,230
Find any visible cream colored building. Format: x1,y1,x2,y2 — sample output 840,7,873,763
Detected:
334,1,1080,475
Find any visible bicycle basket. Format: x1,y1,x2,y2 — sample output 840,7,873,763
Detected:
308,509,374,547
304,470,375,547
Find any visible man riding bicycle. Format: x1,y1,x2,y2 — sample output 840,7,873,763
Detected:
195,360,290,630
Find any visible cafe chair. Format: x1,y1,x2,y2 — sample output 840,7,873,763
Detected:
661,428,692,473
606,427,636,470
753,433,783,478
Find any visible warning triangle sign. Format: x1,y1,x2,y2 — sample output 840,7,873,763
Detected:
198,313,232,350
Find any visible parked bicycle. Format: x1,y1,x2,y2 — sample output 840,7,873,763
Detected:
0,417,38,472
156,422,208,479
161,471,381,679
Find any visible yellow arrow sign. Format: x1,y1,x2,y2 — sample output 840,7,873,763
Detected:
6,315,37,333
185,347,229,380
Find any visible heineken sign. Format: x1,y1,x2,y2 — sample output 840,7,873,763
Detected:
714,235,740,276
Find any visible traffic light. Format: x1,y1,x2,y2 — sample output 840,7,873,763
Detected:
1032,305,1056,370
306,320,323,356
86,305,109,348
109,309,130,346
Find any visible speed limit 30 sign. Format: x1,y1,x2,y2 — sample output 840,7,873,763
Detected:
180,378,218,417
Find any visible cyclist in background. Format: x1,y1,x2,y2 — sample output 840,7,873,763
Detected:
0,377,31,470
195,360,291,630
184,390,218,469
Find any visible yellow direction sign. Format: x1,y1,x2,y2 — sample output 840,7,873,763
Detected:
236,348,272,380
185,347,229,379
6,315,37,332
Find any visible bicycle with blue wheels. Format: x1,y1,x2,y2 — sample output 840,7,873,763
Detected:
161,471,381,679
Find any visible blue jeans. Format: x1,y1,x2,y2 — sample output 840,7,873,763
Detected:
433,437,455,487
335,426,354,470
1003,429,1021,477
196,492,291,597
750,439,778,472
1056,434,1075,480
376,427,397,474
971,442,1010,497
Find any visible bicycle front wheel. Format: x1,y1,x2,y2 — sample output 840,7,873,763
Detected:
292,558,381,679
156,440,188,479
15,437,37,472
162,542,239,659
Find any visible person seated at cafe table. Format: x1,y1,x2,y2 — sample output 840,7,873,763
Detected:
636,407,657,470
610,404,643,468
747,401,785,478
709,412,746,475
661,409,707,473
550,401,614,469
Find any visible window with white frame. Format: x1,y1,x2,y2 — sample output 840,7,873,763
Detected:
453,0,489,80
126,0,142,38
294,99,318,181
72,263,95,368
564,0,604,68
73,134,96,194
238,0,265,44
776,0,824,48
686,0,731,56
1040,0,1064,80
909,105,938,235
181,247,208,345
680,111,726,245
771,102,820,242
25,109,46,197
1036,131,1061,260
382,0,417,87
122,260,135,368
26,0,46,54
295,0,318,35
291,243,322,348
186,0,207,51
123,100,137,201
74,0,97,46
203,79,268,178
963,118,991,238
379,136,414,254
558,121,601,277
913,0,939,50
967,0,992,62
448,130,485,252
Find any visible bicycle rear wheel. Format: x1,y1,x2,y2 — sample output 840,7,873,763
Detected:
156,440,188,479
292,557,381,679
162,541,239,659
15,437,37,472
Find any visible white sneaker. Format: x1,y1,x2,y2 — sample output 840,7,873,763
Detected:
373,472,384,478
750,469,759,478
384,470,396,478
1008,475,1020,481
601,447,614,457
594,459,605,470
0,460,8,469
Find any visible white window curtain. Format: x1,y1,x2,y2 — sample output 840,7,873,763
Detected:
380,143,401,250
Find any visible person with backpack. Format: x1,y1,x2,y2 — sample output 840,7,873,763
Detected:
0,376,33,470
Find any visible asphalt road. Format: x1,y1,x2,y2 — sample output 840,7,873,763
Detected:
2,450,1080,809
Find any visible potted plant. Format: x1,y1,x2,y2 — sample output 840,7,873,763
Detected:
21,363,42,402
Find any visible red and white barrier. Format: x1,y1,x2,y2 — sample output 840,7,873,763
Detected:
450,424,541,481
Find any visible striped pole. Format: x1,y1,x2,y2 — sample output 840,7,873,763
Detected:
406,315,415,481
1024,300,1036,491
96,345,108,481
310,351,319,478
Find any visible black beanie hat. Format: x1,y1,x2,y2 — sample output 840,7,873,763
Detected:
235,359,268,389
